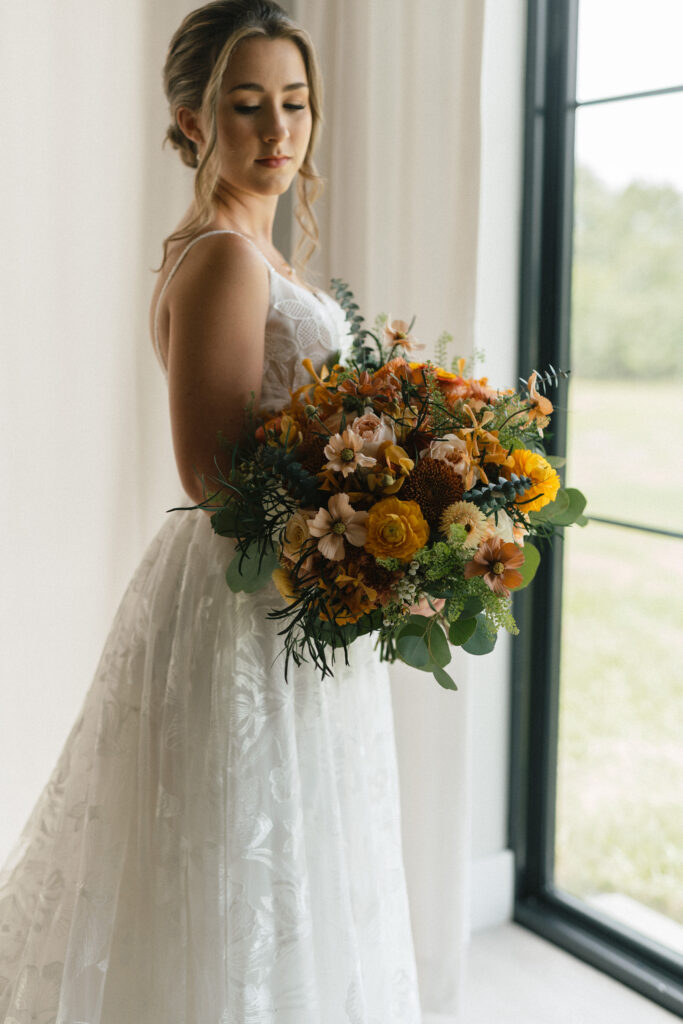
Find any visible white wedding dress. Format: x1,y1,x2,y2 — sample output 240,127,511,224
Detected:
0,232,422,1024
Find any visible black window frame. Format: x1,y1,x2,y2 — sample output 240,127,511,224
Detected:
510,1,683,1015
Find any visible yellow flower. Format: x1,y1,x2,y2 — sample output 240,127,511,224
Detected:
366,441,414,494
439,500,488,546
317,567,378,625
506,449,560,512
364,497,430,562
272,566,299,605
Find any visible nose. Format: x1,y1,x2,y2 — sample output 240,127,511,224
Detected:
262,104,289,142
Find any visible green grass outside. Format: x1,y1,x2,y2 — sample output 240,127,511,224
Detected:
554,379,683,927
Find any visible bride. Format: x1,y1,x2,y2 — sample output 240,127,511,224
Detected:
0,2,422,1021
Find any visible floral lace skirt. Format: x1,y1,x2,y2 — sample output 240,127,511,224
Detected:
0,510,421,1024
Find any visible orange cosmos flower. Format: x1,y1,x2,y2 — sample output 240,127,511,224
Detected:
464,537,524,598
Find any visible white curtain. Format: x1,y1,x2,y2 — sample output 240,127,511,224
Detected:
1,0,485,1019
0,0,195,857
293,2,486,1016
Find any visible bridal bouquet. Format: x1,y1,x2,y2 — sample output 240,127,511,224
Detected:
200,281,586,689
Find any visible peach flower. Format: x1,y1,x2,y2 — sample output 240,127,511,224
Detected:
323,428,377,477
428,433,471,482
526,371,553,422
309,493,369,561
383,318,423,353
350,408,396,456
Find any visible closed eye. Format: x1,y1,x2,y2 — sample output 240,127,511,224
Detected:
234,104,306,114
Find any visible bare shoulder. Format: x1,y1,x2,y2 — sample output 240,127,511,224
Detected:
154,232,271,367
168,231,269,306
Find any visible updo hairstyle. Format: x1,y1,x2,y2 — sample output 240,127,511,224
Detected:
161,0,324,269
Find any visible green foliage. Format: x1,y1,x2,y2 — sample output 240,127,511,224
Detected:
572,165,683,379
516,542,541,590
528,487,587,529
434,329,455,368
330,278,384,370
394,614,457,690
226,542,279,593
413,539,465,581
462,613,498,655
448,616,477,646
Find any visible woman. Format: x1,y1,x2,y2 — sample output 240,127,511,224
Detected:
0,3,422,1021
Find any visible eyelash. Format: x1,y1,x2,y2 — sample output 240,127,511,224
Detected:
234,104,306,115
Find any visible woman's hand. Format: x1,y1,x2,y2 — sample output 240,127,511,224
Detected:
407,595,445,616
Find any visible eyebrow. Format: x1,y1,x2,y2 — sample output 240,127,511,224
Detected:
228,81,308,93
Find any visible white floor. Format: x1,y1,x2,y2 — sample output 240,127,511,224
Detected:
423,922,679,1024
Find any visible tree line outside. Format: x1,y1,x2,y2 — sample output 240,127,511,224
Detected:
571,164,683,381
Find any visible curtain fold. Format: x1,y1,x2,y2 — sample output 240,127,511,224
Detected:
293,1,486,1015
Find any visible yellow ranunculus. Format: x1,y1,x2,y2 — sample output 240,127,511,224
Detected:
364,497,429,562
506,449,560,512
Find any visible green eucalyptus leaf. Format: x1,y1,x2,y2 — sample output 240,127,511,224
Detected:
448,617,477,646
426,620,451,668
460,596,484,618
516,542,541,590
226,543,278,594
549,487,587,526
396,624,431,669
432,664,458,690
405,614,434,628
462,614,497,656
528,488,570,524
354,609,384,637
545,455,567,468
211,505,240,537
576,513,589,527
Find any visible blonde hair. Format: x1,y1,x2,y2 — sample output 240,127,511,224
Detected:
161,0,323,272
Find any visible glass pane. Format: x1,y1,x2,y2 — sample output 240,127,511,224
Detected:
570,93,683,533
555,521,683,953
566,379,683,534
577,0,683,102
575,91,683,193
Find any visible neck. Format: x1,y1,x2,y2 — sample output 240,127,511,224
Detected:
211,181,279,247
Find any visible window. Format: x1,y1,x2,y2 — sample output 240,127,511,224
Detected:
511,1,683,1014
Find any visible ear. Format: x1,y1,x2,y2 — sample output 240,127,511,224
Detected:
176,107,205,147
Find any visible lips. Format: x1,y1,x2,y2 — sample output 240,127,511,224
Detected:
255,156,291,168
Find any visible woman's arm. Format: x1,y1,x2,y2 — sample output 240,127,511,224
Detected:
166,233,270,506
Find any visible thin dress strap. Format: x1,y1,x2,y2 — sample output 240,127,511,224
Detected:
152,229,271,372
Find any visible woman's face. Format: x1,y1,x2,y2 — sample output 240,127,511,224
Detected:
211,36,312,200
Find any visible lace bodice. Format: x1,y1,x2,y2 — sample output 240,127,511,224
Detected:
153,230,354,410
